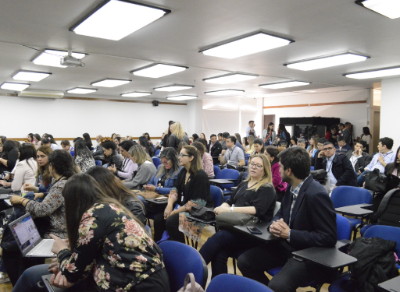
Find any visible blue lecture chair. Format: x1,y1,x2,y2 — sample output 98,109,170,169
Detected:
215,169,240,196
95,160,102,166
159,241,208,292
152,156,161,168
213,165,220,178
207,274,274,292
155,149,161,156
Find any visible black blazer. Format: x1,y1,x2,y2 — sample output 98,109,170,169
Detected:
315,154,357,186
346,151,372,173
209,141,222,165
272,176,337,251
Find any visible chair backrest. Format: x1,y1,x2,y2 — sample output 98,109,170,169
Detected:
210,185,223,208
215,169,240,189
336,213,352,240
155,149,161,156
159,241,207,292
330,186,372,208
213,165,220,178
95,160,102,166
273,201,281,216
364,225,400,256
152,157,161,168
207,274,274,292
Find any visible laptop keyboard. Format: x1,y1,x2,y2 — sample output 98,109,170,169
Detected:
29,240,54,256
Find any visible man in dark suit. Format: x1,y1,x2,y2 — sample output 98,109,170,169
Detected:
208,134,222,165
346,140,372,175
237,147,337,292
315,141,357,190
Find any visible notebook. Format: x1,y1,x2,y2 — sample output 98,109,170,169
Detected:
9,213,54,257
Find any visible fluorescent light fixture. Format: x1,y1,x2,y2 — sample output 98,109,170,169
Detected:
132,63,187,78
67,87,97,94
32,49,86,68
286,52,369,71
292,90,316,93
205,89,245,96
91,79,131,87
203,73,258,84
356,0,400,19
167,95,197,101
121,91,152,97
260,81,310,89
1,82,30,91
200,31,293,59
18,90,64,99
154,84,193,92
12,70,51,82
344,66,400,79
70,0,170,41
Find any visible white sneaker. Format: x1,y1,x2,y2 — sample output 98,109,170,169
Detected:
0,272,10,284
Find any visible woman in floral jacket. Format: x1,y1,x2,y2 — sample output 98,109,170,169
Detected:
12,173,169,292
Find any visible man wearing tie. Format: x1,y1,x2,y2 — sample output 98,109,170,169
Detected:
237,147,337,292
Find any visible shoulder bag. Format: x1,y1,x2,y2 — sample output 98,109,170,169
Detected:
364,169,388,193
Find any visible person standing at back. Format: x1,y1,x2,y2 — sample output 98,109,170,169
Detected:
246,120,256,137
168,122,189,151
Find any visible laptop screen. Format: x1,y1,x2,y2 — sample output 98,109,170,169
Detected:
10,214,41,255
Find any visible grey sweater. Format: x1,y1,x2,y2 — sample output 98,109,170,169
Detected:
124,160,156,190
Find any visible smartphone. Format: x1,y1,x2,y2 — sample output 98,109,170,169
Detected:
247,226,262,234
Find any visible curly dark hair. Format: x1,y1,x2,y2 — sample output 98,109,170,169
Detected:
48,150,76,178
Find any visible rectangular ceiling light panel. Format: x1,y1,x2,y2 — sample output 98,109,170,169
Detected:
1,82,30,91
67,88,97,94
121,91,151,97
205,89,245,96
204,73,258,84
91,79,131,87
32,50,86,68
167,95,197,101
132,63,187,78
345,67,400,79
260,81,310,89
12,71,51,82
201,32,292,59
359,0,400,19
154,84,193,92
286,53,368,71
71,0,170,41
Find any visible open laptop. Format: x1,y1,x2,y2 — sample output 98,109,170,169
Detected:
41,275,66,292
9,213,54,257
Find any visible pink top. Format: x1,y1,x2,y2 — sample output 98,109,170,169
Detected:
202,152,215,178
271,161,288,193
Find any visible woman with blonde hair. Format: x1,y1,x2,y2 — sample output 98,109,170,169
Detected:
199,154,276,279
154,145,213,242
168,121,190,151
123,145,156,190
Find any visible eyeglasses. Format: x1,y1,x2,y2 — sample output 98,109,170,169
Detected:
162,160,171,165
249,163,263,169
178,154,190,158
323,147,334,151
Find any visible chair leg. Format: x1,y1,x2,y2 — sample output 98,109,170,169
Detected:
232,257,237,275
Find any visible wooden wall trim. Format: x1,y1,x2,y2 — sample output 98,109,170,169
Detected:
263,100,366,109
9,137,163,142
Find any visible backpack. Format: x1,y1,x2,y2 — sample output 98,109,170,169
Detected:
371,189,400,227
346,237,398,292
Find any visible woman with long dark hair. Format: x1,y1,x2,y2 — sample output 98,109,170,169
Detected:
264,146,288,202
252,138,264,155
44,134,61,150
139,135,154,157
101,138,123,169
74,139,96,173
12,174,169,292
0,140,18,174
192,141,214,178
87,166,146,224
144,132,153,145
82,132,93,150
262,122,276,146
27,133,35,143
277,124,291,147
108,140,138,180
360,127,372,153
161,121,175,148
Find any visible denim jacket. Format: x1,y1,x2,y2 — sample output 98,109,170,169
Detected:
36,174,51,195
148,166,182,195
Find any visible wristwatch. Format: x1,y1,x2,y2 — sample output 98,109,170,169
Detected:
230,205,234,212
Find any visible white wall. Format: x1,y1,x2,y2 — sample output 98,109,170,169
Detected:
381,78,400,151
187,100,203,137
263,89,370,138
0,95,188,140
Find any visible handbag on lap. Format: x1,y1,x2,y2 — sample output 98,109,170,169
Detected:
215,212,258,230
364,169,388,193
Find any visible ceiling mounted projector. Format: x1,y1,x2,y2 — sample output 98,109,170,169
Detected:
60,55,85,67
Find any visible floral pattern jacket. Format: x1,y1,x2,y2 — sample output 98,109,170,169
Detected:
58,203,164,291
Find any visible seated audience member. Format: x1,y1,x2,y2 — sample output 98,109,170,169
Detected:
385,146,400,190
218,133,226,150
219,136,245,166
313,137,327,166
45,134,61,150
290,137,297,147
168,122,190,151
347,140,372,174
277,124,291,147
307,135,318,158
200,133,208,148
246,135,255,154
357,137,396,186
277,140,287,153
108,140,137,180
92,135,104,161
325,125,338,146
114,136,121,154
200,154,276,279
335,136,352,155
82,132,93,151
237,147,337,291
193,141,214,178
0,140,18,175
315,141,357,191
27,133,34,144
86,166,146,224
23,146,53,198
154,146,213,243
263,122,276,146
144,132,153,145
13,174,169,292
265,146,288,202
111,133,117,140
177,141,188,155
192,133,199,141
234,133,246,154
0,144,37,193
221,132,230,152
60,139,72,153
242,137,249,150
197,138,208,150
252,138,264,155
123,145,156,190
33,134,42,149
139,135,154,157
209,134,222,165
6,150,76,285
297,138,306,149
74,139,96,173
101,138,123,169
